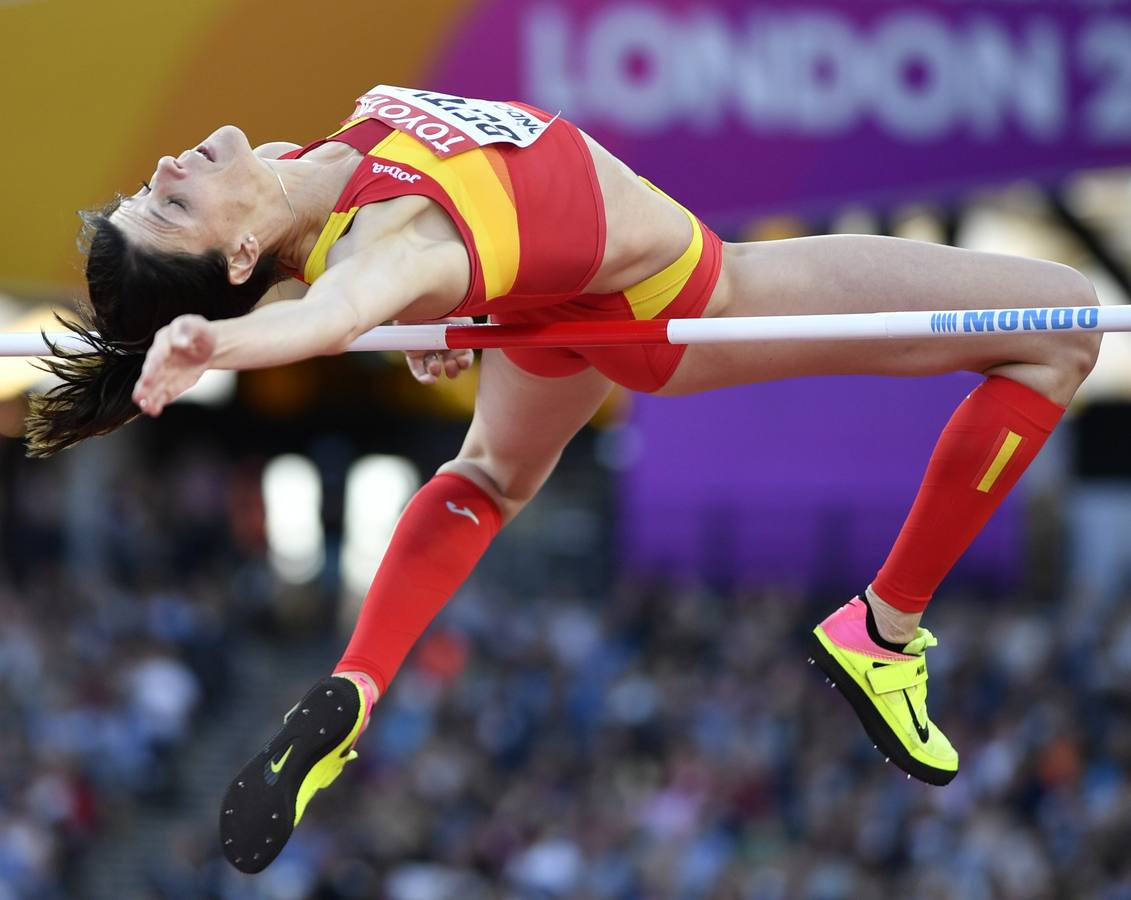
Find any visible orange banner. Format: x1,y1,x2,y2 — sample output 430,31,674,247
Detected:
0,0,475,293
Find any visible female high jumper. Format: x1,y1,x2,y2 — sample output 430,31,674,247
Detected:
26,85,1099,873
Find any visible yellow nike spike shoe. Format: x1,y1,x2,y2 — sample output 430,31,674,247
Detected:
220,675,369,873
810,596,959,786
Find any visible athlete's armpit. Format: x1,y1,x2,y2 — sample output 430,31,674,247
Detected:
334,200,471,321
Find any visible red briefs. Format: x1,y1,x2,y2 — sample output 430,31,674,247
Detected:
492,191,723,393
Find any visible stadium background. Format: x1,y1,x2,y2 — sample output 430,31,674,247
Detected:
2,0,1131,897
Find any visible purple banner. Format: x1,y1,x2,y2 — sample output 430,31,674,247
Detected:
615,374,1022,589
430,0,1131,227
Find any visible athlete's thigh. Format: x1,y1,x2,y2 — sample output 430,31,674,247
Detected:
447,350,613,513
661,234,1096,395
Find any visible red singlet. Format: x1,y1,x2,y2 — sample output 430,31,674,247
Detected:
286,87,723,392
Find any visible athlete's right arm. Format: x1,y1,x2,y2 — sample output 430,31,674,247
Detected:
132,232,469,416
213,233,466,368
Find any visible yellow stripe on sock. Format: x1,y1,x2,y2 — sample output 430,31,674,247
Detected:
976,430,1023,493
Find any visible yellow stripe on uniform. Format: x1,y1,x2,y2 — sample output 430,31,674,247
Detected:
304,209,360,283
326,118,370,141
304,131,401,283
624,179,704,321
976,430,1023,493
371,132,520,301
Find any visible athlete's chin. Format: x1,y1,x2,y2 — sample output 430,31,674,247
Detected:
208,125,251,165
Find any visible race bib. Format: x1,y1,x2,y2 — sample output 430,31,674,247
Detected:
346,85,558,158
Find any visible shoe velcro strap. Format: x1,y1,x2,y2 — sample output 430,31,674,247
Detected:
866,658,928,694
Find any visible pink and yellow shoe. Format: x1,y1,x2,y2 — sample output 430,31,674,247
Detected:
810,597,958,785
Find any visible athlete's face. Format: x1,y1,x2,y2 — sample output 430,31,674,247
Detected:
111,125,271,262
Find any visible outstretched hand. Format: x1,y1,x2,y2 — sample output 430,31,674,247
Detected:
401,317,475,385
132,315,216,417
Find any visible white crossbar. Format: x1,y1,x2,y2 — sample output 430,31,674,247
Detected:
0,304,1122,357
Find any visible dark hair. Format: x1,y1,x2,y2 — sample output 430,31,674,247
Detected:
25,201,284,457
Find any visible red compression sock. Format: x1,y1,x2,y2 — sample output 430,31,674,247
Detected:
334,472,502,693
871,376,1064,613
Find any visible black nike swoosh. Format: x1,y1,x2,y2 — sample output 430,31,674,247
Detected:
902,690,930,743
871,662,930,743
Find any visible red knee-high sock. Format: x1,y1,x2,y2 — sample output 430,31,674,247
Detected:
334,472,502,693
872,376,1064,613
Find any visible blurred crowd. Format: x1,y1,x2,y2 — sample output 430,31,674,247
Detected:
0,441,272,899
145,578,1131,900
5,437,1131,900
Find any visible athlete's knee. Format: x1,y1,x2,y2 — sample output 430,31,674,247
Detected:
1052,266,1101,383
1018,263,1099,382
986,266,1098,402
440,451,553,522
1065,327,1101,387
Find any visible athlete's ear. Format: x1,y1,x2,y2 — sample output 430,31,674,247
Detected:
228,234,260,286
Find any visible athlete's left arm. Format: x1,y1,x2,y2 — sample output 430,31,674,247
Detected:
131,233,469,416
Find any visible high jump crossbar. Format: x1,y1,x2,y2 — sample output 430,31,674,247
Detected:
0,304,1121,357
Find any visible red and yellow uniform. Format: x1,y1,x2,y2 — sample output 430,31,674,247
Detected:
286,88,722,392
